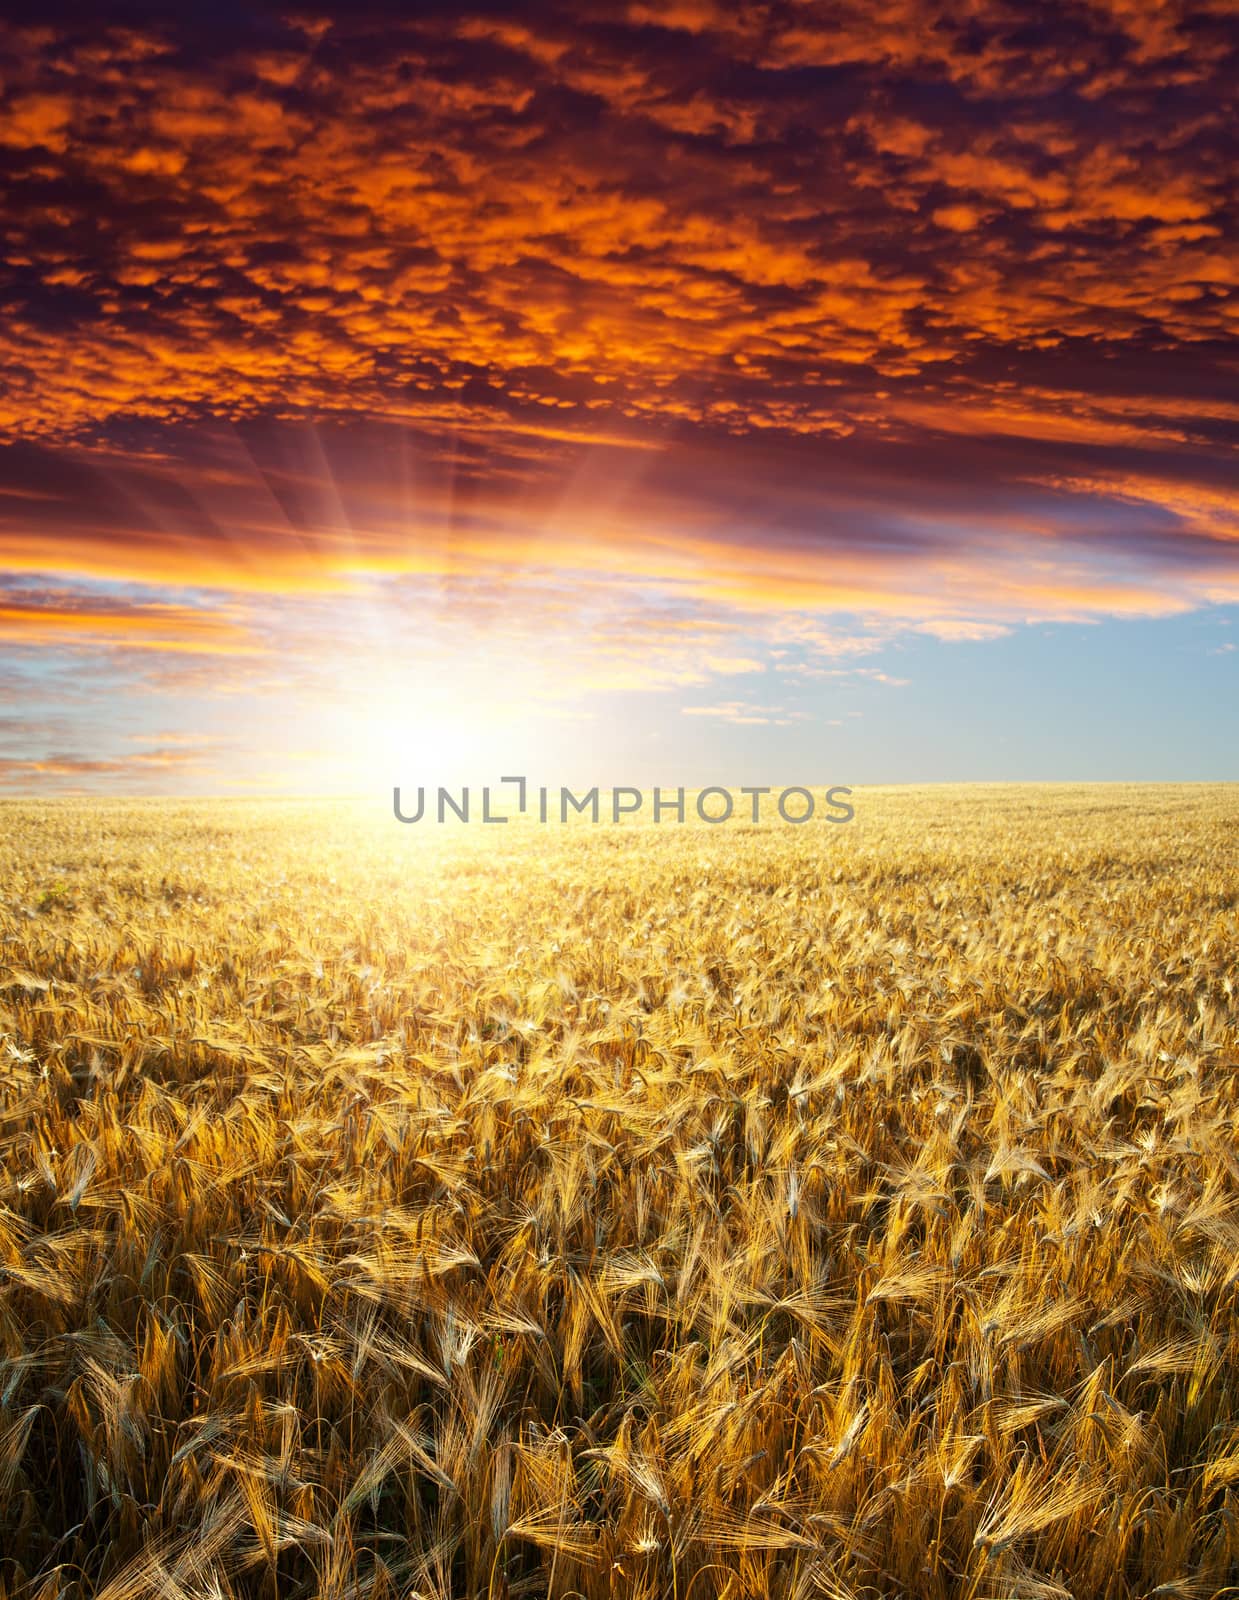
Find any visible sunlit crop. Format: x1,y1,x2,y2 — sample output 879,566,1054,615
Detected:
0,787,1236,1599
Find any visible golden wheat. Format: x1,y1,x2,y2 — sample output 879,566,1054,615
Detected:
0,785,1235,1599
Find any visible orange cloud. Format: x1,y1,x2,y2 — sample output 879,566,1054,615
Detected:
0,4,1231,454
0,748,217,784
0,587,257,653
0,0,1233,739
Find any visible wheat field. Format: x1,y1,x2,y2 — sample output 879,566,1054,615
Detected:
0,786,1236,1600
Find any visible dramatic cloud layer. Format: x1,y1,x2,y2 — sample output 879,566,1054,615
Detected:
0,1,1234,785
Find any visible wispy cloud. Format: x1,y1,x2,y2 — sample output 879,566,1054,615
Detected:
682,701,811,726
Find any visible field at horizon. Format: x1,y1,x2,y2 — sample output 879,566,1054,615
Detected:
0,786,1237,1599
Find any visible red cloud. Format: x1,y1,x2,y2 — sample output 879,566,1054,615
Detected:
0,1,1233,716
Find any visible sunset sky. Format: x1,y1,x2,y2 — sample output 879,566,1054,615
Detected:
1,0,1235,791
